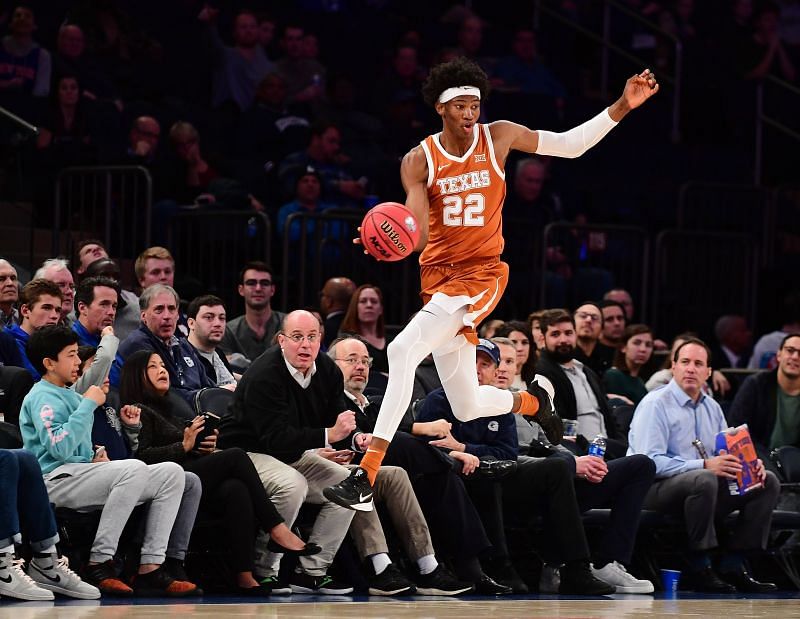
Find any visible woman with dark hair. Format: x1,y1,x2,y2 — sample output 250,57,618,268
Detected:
494,320,537,389
36,74,95,165
119,350,319,595
602,324,653,406
338,284,390,373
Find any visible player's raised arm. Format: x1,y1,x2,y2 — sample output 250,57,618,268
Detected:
490,69,659,159
400,146,431,252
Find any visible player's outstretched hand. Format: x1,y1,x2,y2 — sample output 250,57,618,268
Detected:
623,69,659,109
352,226,369,256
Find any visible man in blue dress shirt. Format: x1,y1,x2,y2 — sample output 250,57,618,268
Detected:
629,337,779,593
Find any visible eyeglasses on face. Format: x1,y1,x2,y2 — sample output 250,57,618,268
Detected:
284,333,319,344
575,311,601,322
335,356,373,367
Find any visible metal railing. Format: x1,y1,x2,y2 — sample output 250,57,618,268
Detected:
677,182,771,265
279,210,420,323
767,184,800,268
652,230,757,341
534,0,682,141
538,222,649,318
52,165,152,260
755,76,800,185
165,209,270,314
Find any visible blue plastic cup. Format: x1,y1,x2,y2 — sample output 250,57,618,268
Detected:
660,568,680,594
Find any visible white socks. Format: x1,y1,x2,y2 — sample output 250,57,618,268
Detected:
371,553,392,575
417,554,437,575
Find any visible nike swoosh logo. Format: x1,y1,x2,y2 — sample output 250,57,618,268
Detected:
437,164,449,172
31,565,60,583
359,492,373,502
0,574,11,583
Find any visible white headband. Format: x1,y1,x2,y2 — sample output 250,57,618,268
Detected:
438,85,481,103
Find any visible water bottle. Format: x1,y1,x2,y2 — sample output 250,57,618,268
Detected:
246,216,257,239
588,435,607,458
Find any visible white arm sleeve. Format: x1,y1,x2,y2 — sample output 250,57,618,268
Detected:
535,107,618,159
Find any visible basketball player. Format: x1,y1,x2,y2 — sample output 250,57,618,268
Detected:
325,57,658,510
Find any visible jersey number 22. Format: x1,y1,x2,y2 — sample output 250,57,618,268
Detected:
442,193,485,227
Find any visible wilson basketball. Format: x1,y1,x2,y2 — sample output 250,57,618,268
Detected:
359,202,420,262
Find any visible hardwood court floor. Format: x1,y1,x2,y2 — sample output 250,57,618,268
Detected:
4,593,800,619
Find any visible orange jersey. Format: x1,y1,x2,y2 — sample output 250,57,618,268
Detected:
418,123,506,266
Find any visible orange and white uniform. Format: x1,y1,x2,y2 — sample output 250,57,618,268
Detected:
418,123,510,342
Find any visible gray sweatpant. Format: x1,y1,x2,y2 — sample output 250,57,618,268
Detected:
44,460,185,564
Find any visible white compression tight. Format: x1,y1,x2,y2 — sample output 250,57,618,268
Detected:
371,302,515,442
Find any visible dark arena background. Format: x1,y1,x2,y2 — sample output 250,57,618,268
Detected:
2,0,800,617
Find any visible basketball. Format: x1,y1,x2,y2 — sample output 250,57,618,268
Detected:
359,202,420,262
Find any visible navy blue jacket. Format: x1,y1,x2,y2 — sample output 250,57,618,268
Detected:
416,387,518,461
116,325,214,403
0,327,24,368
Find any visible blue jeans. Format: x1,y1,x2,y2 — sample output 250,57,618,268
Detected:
0,449,59,551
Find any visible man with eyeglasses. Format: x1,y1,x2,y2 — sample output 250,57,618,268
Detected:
572,302,615,378
34,258,75,327
730,333,800,472
328,335,478,596
0,259,20,328
221,261,285,363
218,310,358,595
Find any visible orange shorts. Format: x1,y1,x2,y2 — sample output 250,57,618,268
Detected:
419,258,509,345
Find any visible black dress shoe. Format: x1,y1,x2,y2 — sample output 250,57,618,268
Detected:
719,567,777,593
473,457,517,480
475,574,513,595
486,560,529,594
686,566,736,593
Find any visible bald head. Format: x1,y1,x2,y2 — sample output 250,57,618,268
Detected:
0,259,19,310
321,277,356,314
279,310,322,373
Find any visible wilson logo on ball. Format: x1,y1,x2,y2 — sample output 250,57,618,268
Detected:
379,220,409,254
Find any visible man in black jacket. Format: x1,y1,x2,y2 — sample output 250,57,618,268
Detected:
219,310,356,595
729,333,800,470
535,309,626,458
116,285,215,401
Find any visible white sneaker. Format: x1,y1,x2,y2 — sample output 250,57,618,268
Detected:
28,554,101,599
0,553,54,601
591,561,654,594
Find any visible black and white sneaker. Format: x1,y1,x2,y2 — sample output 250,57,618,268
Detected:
323,467,374,512
290,571,353,595
415,564,474,596
28,553,100,599
256,574,292,595
368,564,415,596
